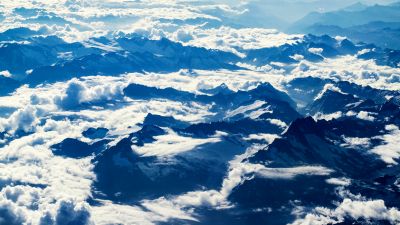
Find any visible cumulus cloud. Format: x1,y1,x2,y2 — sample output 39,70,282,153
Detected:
55,79,86,109
0,111,95,224
7,0,304,49
291,56,400,91
0,72,266,224
356,111,375,121
308,48,324,55
291,54,305,61
0,56,397,224
0,106,39,133
54,78,124,110
0,71,12,78
0,198,26,225
291,198,400,225
39,199,92,225
171,26,302,55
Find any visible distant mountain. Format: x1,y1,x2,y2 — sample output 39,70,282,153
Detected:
26,42,240,85
288,2,400,49
305,21,400,49
0,27,399,88
228,0,380,25
0,28,242,84
199,2,289,29
124,83,300,132
0,27,46,41
245,33,400,67
0,34,102,79
343,2,369,11
289,2,400,32
285,76,399,112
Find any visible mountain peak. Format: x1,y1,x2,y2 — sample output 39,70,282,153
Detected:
286,116,321,136
343,2,368,12
200,83,234,95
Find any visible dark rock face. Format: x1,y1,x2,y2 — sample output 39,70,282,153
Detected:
51,138,109,159
0,76,20,96
92,133,246,203
250,116,387,177
143,113,190,129
82,127,109,139
307,90,360,114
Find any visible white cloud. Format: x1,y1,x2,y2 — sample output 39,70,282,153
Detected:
225,100,270,120
291,56,400,91
39,199,92,225
356,111,375,121
243,133,279,143
326,177,351,186
0,114,94,224
0,61,397,225
0,197,27,225
0,2,399,222
256,166,333,179
116,142,334,222
267,119,288,129
132,129,223,157
172,26,302,55
91,202,156,225
0,0,300,53
291,198,400,225
308,48,323,55
371,125,400,165
134,163,334,224
0,106,39,133
341,136,371,149
291,54,304,61
0,71,12,78
55,79,86,109
313,112,343,121
54,78,125,110
92,199,196,225
314,84,344,101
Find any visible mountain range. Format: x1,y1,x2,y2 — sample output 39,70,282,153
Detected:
0,1,400,225
287,1,400,49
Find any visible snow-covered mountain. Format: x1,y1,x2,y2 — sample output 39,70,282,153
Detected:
288,2,400,49
0,1,400,225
